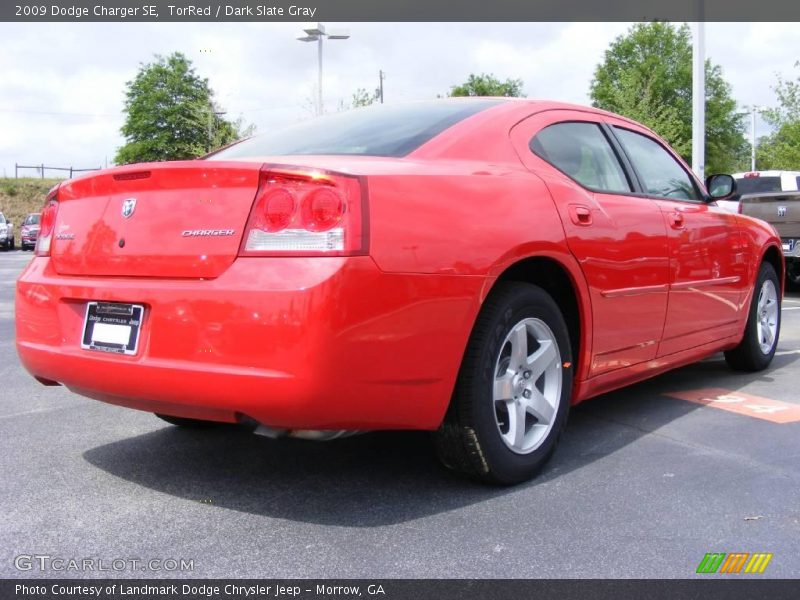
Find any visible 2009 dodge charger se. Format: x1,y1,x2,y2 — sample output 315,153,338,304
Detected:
16,99,783,484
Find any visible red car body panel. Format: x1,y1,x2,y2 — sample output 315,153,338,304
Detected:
15,100,783,430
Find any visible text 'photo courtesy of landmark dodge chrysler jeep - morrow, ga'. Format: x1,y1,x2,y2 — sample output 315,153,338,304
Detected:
15,99,783,484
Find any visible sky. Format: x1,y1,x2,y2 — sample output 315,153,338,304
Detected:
0,21,798,179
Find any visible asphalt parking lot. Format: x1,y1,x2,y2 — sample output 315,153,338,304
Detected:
1,250,799,579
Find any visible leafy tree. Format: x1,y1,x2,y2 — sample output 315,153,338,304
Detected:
338,87,380,111
115,52,248,164
757,62,800,170
590,23,747,174
449,73,525,97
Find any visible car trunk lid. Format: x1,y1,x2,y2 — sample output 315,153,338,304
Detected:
49,161,262,278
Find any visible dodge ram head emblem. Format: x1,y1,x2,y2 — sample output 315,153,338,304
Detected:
778,206,787,217
121,198,137,218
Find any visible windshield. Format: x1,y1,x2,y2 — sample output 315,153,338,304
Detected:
209,100,504,159
24,214,40,225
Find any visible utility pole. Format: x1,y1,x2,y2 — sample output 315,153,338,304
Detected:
378,70,385,104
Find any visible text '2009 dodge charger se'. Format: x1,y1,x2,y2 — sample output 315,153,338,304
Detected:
16,99,783,484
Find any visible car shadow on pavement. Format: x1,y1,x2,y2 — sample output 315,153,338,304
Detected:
82,352,798,527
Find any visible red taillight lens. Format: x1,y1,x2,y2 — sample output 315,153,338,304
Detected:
239,166,367,256
302,189,344,232
258,188,297,232
35,187,60,256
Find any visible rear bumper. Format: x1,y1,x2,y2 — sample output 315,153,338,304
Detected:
16,256,485,430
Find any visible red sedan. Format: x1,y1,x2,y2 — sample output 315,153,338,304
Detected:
15,99,783,484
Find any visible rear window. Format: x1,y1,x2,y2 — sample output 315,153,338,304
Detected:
210,100,503,159
735,176,782,195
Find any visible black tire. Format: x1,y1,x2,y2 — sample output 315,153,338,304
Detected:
786,262,800,293
725,262,781,372
9,238,15,250
435,282,573,485
155,413,227,428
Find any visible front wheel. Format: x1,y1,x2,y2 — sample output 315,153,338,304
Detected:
435,282,573,485
725,262,781,371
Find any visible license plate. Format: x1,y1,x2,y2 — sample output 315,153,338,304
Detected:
81,302,144,355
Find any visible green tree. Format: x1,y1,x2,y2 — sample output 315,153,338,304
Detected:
351,87,380,108
590,23,747,174
449,73,525,97
757,63,800,169
115,52,247,165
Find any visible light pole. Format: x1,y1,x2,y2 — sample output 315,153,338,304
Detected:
749,105,761,172
691,17,705,179
297,23,350,116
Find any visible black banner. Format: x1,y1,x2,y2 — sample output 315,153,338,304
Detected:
3,0,800,22
4,580,800,600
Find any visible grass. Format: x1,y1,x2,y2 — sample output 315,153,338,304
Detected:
0,178,62,227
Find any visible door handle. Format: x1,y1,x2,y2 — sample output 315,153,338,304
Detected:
669,211,685,229
569,205,593,226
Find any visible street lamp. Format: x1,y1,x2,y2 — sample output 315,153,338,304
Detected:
297,23,350,116
748,105,761,172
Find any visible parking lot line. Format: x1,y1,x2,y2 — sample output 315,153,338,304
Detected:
666,388,800,423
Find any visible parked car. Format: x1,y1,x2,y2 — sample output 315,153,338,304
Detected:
0,212,14,250
20,212,41,251
15,100,783,484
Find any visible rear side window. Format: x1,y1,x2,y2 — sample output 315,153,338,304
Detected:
210,100,503,159
735,176,782,195
613,127,701,201
530,122,631,193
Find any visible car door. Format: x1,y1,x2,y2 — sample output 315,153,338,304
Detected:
511,112,670,377
608,123,747,357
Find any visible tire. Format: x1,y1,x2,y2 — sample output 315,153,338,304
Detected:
786,261,800,293
9,237,14,250
725,262,781,372
155,413,227,428
435,282,573,485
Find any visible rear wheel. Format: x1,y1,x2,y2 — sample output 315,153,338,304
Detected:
435,282,573,485
155,413,227,428
725,262,781,371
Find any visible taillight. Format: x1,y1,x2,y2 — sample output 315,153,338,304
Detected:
737,201,743,214
239,166,368,256
35,186,60,256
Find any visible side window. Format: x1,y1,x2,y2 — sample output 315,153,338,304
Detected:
530,122,631,193
613,127,701,201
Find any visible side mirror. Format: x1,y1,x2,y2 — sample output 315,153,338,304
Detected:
705,174,736,200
